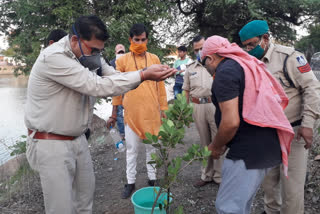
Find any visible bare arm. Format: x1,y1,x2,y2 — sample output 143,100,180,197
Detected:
184,90,190,104
106,105,118,128
208,97,240,159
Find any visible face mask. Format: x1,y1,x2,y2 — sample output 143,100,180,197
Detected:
248,39,265,59
196,50,202,62
78,54,101,71
116,54,123,59
129,40,147,55
72,24,102,71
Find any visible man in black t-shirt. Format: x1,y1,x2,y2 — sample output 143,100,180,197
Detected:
201,36,284,214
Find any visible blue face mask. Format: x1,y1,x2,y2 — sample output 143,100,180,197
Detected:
248,39,265,59
196,50,202,62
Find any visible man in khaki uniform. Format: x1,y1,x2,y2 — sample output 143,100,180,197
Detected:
239,20,320,214
24,15,175,214
183,35,223,187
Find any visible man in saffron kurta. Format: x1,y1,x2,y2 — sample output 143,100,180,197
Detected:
108,24,168,199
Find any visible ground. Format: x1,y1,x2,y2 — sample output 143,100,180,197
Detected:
0,115,319,214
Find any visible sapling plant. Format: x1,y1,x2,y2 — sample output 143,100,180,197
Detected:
143,92,212,214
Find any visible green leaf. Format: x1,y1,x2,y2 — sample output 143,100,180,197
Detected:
174,206,184,214
142,139,152,144
147,161,156,165
152,143,161,148
159,203,163,210
202,159,208,167
145,132,153,140
167,119,174,127
151,153,158,161
152,135,159,143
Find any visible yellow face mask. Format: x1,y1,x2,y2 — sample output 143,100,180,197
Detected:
129,40,147,55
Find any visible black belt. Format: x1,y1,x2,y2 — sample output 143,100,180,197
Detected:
290,119,302,127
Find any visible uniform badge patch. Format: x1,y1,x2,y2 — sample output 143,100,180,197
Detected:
296,56,307,65
297,63,311,73
296,55,311,73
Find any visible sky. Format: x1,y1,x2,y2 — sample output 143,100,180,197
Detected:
0,34,8,50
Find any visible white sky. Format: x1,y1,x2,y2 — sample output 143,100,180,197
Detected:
0,34,8,50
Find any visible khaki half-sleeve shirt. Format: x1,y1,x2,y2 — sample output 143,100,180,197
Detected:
182,60,213,98
262,43,320,128
25,36,141,136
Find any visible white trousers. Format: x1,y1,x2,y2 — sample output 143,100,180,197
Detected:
125,124,156,184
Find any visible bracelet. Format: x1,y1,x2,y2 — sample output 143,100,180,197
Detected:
109,116,117,120
140,68,146,82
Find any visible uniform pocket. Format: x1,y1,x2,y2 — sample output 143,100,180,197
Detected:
26,137,39,171
190,73,200,88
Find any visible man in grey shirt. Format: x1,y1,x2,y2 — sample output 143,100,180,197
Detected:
25,15,175,214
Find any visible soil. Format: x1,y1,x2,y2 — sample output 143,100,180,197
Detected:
0,115,319,214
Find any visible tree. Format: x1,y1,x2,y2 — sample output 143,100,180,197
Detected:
0,0,175,75
295,24,320,62
0,0,90,75
172,0,320,44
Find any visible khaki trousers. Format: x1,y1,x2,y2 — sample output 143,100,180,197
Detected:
193,102,224,183
26,133,95,214
262,126,308,214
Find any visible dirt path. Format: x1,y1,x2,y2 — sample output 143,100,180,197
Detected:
0,116,319,214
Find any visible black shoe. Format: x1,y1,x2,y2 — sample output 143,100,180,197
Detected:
261,211,267,214
121,184,135,199
148,179,159,186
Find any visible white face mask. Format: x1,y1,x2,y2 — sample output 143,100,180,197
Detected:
116,54,124,59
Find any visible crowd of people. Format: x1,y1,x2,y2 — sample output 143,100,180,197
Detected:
24,15,320,214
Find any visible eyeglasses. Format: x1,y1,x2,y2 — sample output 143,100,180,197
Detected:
80,39,104,55
241,38,263,51
202,56,208,66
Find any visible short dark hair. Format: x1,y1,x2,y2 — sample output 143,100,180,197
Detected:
46,29,67,46
177,45,187,52
70,15,109,41
192,35,205,44
129,24,149,38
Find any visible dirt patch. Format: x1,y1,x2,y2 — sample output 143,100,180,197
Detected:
0,116,319,214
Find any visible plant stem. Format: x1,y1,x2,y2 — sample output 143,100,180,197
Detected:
151,187,163,214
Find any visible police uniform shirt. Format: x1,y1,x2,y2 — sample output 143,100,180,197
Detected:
25,36,141,137
262,43,320,128
182,60,213,98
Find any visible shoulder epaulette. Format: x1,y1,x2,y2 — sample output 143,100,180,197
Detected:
274,44,296,88
274,44,295,56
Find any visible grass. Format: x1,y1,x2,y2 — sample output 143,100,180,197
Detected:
0,161,36,202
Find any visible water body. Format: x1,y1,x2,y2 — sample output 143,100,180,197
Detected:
0,74,28,165
0,74,174,165
0,74,114,165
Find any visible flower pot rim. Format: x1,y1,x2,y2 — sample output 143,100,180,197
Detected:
131,186,171,211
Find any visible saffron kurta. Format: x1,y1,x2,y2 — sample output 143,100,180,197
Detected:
112,52,168,139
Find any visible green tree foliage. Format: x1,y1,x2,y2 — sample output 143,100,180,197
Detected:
1,0,319,74
0,0,175,75
295,24,320,62
1,46,15,56
0,0,90,75
172,0,320,44
92,0,175,60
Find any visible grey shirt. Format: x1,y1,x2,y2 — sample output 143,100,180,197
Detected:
25,36,141,136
